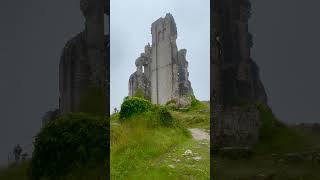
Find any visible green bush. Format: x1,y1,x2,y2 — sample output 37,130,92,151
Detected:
119,97,152,120
190,94,200,107
157,106,174,127
30,113,108,179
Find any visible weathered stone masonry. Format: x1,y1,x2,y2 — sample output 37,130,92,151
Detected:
129,13,193,105
59,0,108,115
213,0,268,147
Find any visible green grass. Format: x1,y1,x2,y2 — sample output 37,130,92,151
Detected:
170,101,210,130
0,162,30,180
0,162,107,180
111,101,210,179
214,156,320,180
214,104,320,180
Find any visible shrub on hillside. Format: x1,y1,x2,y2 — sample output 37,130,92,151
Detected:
157,106,174,127
30,113,108,179
257,103,286,140
119,97,152,120
190,94,200,107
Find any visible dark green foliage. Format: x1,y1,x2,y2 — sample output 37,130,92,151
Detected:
257,103,286,140
156,106,174,127
134,88,145,99
30,113,108,179
190,94,200,107
119,97,152,120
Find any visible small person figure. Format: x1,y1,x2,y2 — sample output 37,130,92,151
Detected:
13,144,22,163
113,107,119,114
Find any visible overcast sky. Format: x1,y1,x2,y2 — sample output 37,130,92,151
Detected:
110,0,211,111
250,0,320,124
0,0,83,166
0,0,320,168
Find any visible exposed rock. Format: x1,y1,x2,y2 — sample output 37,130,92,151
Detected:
175,95,192,108
128,13,193,105
193,156,202,161
183,149,193,156
189,128,210,141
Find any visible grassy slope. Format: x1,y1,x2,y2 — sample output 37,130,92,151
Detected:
0,162,107,180
110,102,210,180
215,105,320,180
215,127,320,180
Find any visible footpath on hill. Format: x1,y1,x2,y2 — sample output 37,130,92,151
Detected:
131,127,210,180
110,100,211,180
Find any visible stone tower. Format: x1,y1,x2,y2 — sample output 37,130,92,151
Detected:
59,0,107,115
212,0,268,147
129,13,193,105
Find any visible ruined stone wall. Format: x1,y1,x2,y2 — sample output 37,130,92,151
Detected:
129,13,193,105
213,106,260,147
150,14,179,104
213,0,268,147
59,0,107,115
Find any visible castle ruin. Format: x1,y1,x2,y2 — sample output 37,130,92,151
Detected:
213,0,268,147
59,0,108,115
129,13,193,105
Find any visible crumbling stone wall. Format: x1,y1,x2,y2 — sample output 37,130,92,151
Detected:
214,106,260,147
129,13,193,105
59,0,107,115
213,0,268,147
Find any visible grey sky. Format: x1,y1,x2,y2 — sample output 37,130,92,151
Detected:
250,0,320,124
0,0,319,169
110,0,211,111
0,0,83,166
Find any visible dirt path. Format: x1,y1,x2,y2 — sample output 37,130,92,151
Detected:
188,128,210,141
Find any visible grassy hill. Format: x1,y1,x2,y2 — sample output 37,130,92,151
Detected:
214,104,320,180
0,161,107,180
110,98,210,179
0,99,210,180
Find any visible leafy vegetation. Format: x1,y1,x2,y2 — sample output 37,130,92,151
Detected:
110,99,210,179
119,97,152,120
30,113,108,179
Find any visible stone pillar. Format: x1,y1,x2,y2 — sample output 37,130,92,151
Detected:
75,0,106,115
151,13,179,105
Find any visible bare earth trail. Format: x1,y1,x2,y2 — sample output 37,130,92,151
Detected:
188,128,210,141
143,128,210,179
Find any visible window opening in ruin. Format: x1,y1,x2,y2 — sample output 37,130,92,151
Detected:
104,14,109,35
